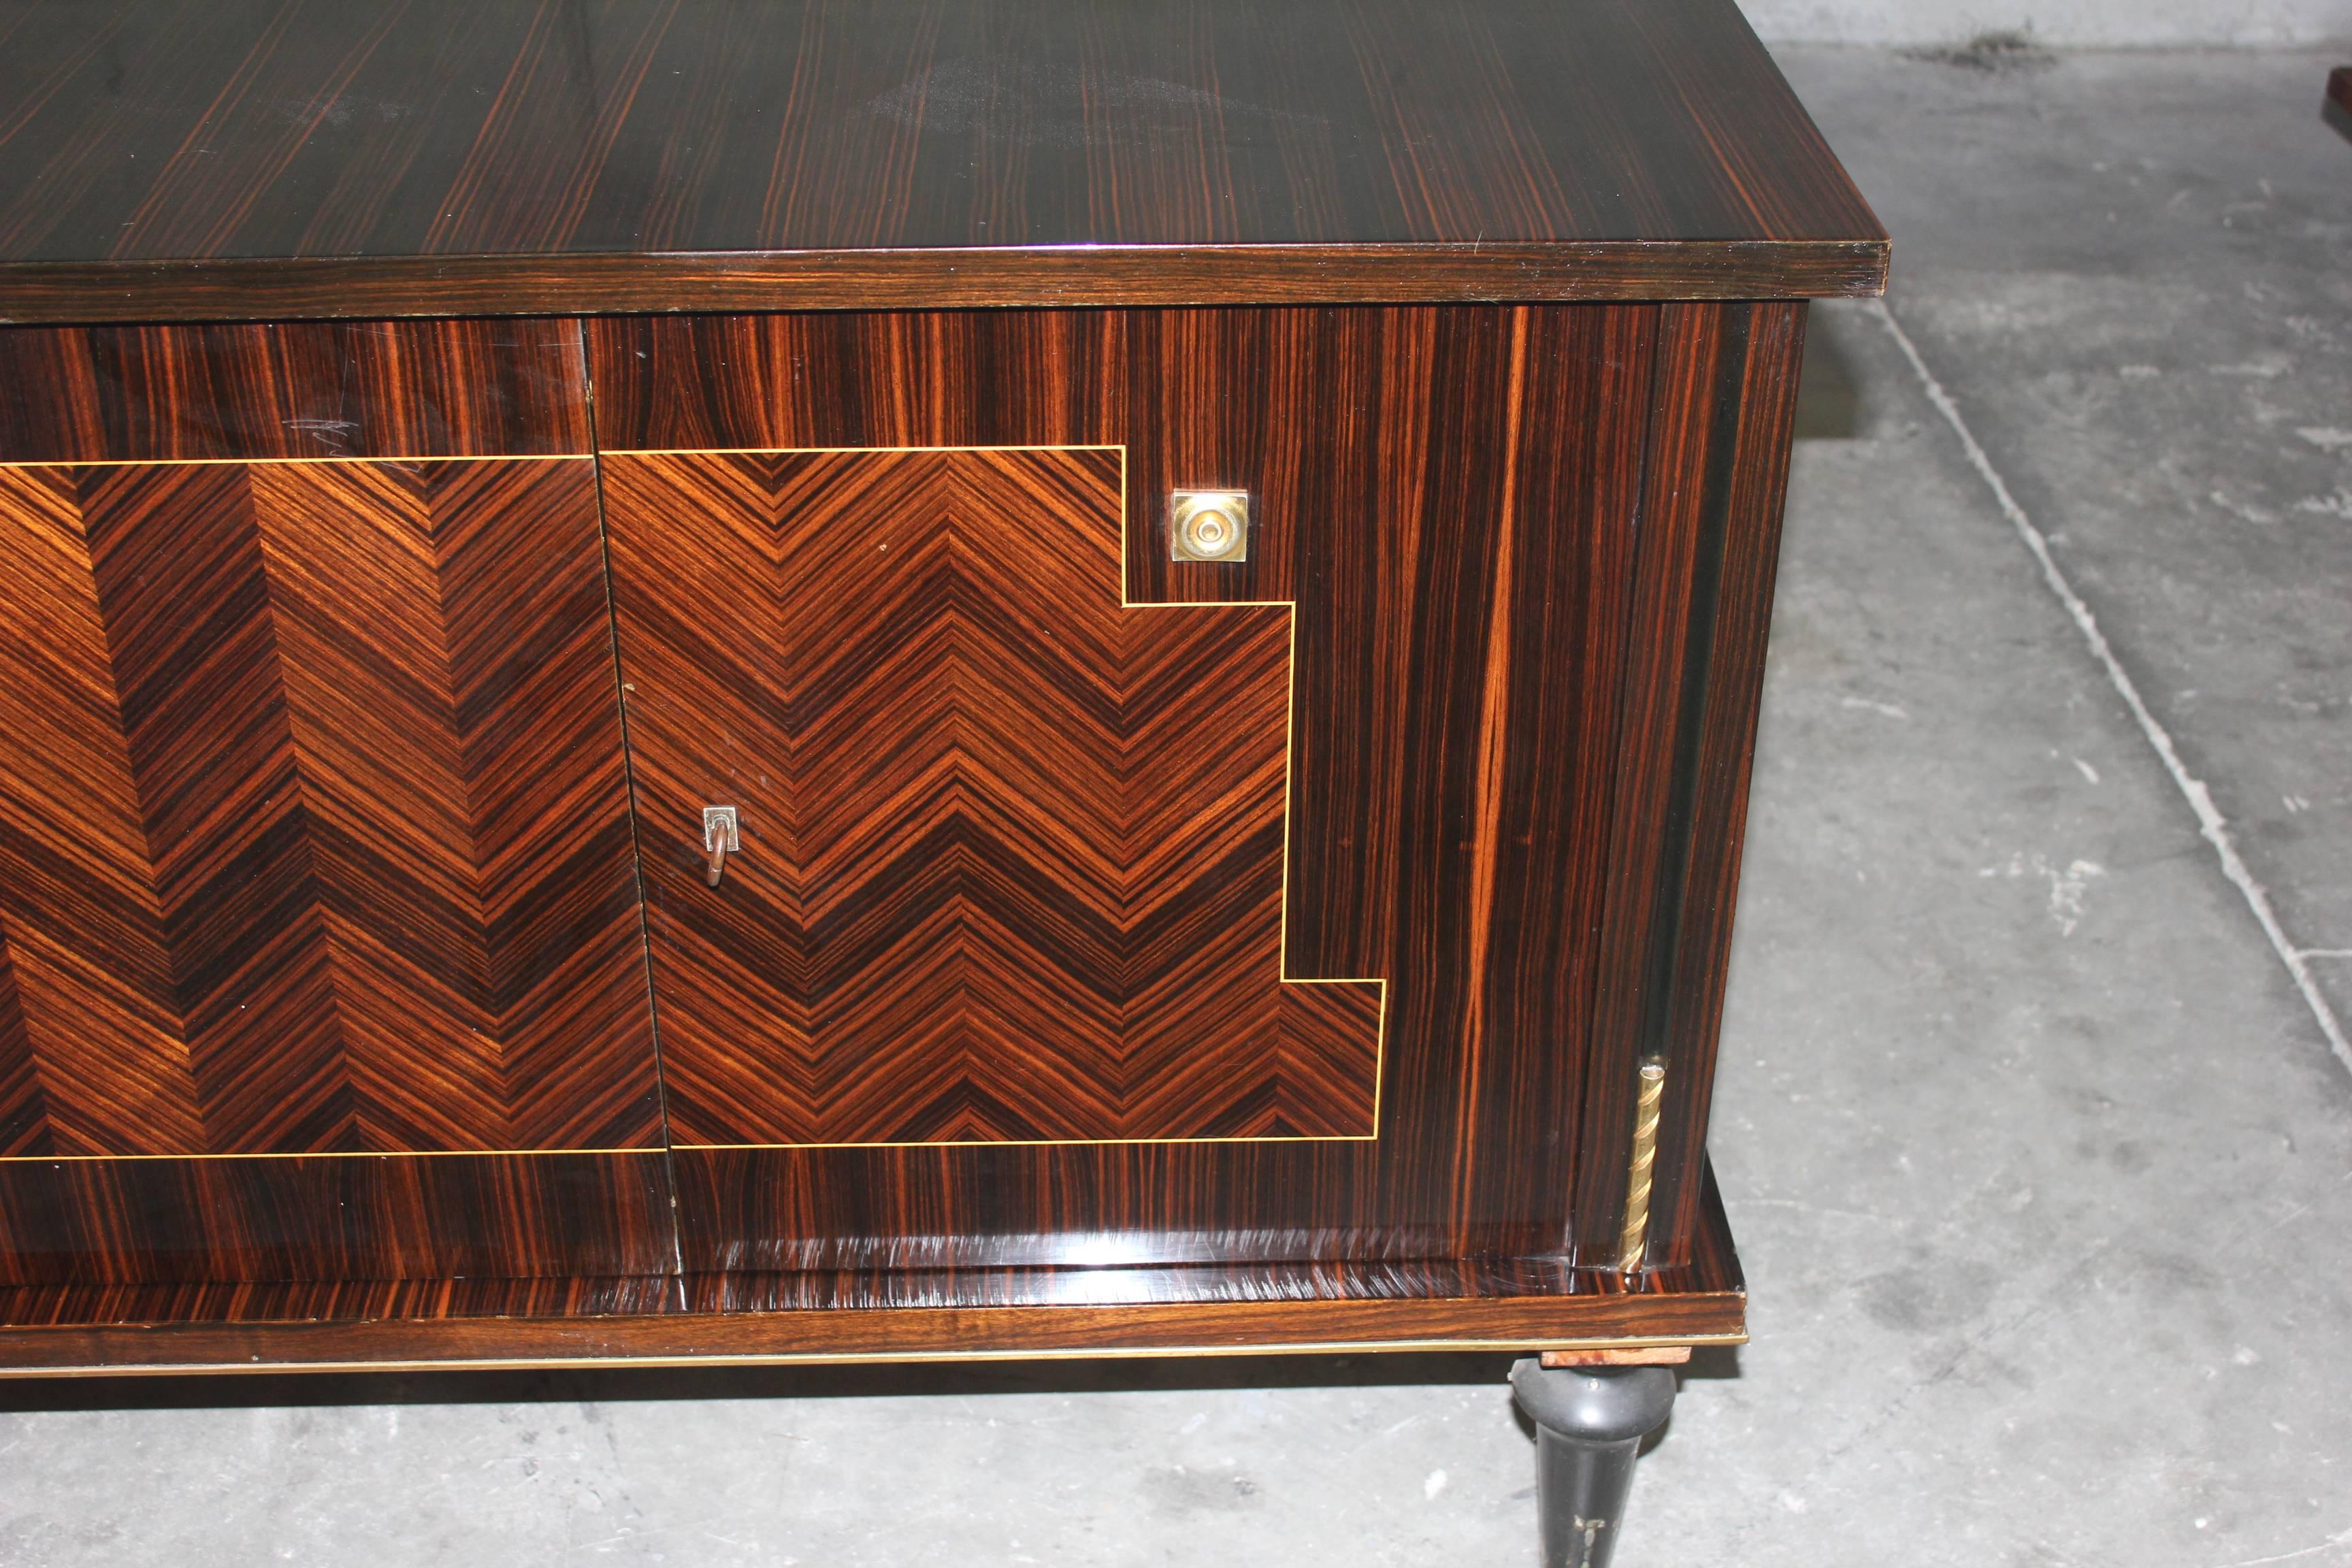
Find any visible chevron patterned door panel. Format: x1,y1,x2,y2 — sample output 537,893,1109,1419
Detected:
604,446,1386,1147
0,319,673,1284
0,455,659,1155
587,306,1659,1271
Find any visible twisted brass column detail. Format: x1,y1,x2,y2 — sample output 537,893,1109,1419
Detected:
1614,1061,1668,1273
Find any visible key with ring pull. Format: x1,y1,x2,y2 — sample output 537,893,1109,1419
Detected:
702,805,740,887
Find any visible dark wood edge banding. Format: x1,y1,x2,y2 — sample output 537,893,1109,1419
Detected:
0,1335,1749,1379
0,243,1889,326
0,1298,1747,1375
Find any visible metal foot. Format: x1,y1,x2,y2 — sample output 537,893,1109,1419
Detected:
1509,1358,1678,1568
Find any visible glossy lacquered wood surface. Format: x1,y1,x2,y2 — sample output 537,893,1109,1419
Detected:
0,301,1797,1309
604,445,1382,1145
0,318,592,462
0,317,669,1281
590,304,1652,1269
1572,301,1806,1269
0,1153,676,1286
0,0,1884,320
0,1164,1743,1369
0,457,658,1155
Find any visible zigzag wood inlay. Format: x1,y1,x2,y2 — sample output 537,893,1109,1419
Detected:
604,448,1384,1146
0,458,660,1156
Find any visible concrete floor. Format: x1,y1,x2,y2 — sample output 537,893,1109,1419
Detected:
5,46,2351,1568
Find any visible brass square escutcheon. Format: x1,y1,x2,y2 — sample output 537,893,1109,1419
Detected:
1169,490,1250,563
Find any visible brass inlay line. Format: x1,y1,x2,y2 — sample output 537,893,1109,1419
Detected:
0,1147,668,1163
1,442,1391,1164
616,441,1390,1152
1614,1060,1667,1273
0,453,591,468
0,1333,1750,1380
597,444,1120,456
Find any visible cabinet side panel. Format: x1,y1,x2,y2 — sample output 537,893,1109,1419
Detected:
1644,302,1803,1264
1573,301,1803,1269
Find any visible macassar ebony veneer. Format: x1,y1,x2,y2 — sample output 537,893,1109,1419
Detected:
0,318,673,1286
0,0,1883,320
0,22,1886,1568
583,301,1799,1287
606,442,1386,1150
0,1,1889,1550
0,298,1800,1322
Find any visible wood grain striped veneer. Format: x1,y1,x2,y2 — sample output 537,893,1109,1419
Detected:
0,454,661,1156
594,304,1659,1272
604,445,1385,1147
0,1163,1747,1365
0,0,1885,322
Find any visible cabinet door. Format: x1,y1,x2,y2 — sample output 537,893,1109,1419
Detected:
604,443,1384,1147
590,306,1657,1273
0,321,669,1283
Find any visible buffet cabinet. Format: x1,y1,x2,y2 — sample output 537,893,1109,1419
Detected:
0,299,1792,1323
0,0,1884,1554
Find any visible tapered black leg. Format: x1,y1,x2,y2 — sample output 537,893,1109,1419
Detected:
1509,1358,1678,1568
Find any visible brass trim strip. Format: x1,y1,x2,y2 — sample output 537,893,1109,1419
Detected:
0,1332,1749,1380
0,454,591,468
0,1147,668,1163
0,441,1392,1162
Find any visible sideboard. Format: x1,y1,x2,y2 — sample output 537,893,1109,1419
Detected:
0,0,1884,1560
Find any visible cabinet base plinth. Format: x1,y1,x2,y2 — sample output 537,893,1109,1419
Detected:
0,1181,1743,1376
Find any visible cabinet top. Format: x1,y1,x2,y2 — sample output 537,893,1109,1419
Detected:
0,0,1886,323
